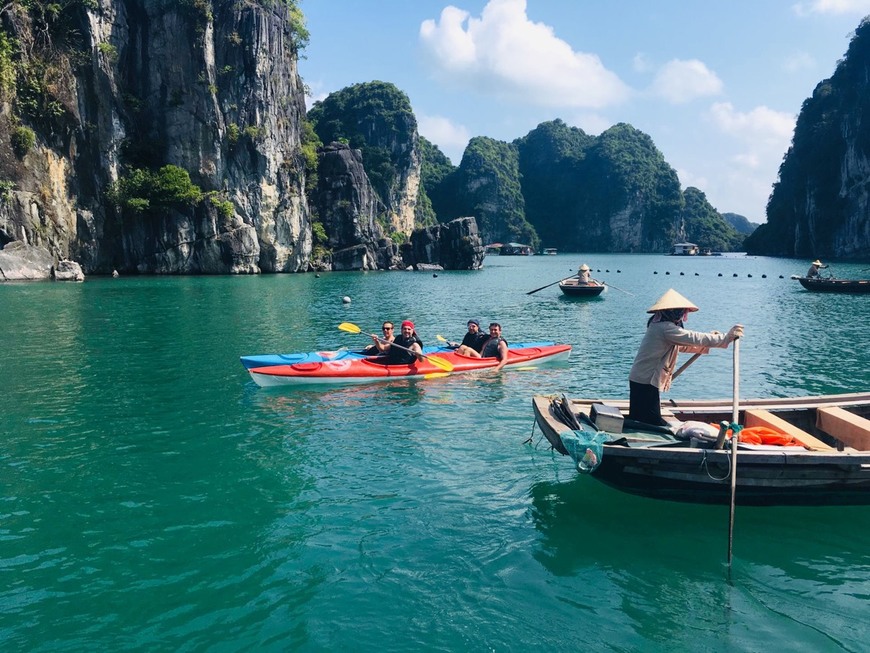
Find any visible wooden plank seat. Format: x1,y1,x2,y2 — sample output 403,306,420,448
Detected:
743,409,834,451
816,406,870,451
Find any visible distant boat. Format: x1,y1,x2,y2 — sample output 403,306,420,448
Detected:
797,277,870,293
543,248,558,255
670,242,699,256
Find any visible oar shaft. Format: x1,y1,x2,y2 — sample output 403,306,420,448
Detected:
671,352,702,381
727,338,740,569
603,282,634,296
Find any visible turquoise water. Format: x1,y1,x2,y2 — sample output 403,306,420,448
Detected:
2,254,870,652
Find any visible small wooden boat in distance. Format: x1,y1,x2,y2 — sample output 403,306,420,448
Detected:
558,278,605,297
797,276,870,293
532,392,870,506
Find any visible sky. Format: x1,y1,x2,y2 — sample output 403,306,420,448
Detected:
298,0,870,223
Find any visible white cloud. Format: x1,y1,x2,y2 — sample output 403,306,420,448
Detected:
417,114,471,162
782,51,817,73
419,0,630,109
675,167,709,193
792,0,870,16
650,59,723,104
632,53,653,74
708,102,796,151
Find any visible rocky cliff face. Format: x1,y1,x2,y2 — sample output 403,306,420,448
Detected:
747,18,870,258
0,0,311,275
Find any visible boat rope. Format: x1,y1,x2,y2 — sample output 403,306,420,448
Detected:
699,422,742,481
699,449,731,481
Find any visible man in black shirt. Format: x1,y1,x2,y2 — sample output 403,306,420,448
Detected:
384,320,424,365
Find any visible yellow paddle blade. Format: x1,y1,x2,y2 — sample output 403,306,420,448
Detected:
425,354,454,373
338,322,362,334
436,334,448,343
424,372,451,379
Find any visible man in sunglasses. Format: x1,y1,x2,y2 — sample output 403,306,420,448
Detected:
362,321,395,356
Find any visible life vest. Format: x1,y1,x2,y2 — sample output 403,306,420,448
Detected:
710,424,806,447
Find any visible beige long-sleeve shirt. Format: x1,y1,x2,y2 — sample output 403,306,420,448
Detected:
629,321,730,391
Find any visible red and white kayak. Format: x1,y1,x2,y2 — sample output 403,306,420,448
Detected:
248,344,572,387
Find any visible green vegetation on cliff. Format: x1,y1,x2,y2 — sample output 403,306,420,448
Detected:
308,81,417,204
446,136,537,248
681,187,744,252
747,17,870,257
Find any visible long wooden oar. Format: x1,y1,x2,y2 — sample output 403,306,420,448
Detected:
602,281,634,296
526,278,566,295
671,352,703,382
727,337,740,571
338,322,454,372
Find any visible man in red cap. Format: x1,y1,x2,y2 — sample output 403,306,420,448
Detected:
383,320,424,365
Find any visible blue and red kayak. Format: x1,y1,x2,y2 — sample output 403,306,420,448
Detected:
239,341,557,370
247,343,571,387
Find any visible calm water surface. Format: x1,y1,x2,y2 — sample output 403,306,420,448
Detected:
3,254,870,652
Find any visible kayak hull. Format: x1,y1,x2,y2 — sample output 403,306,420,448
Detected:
248,344,571,387
240,341,557,370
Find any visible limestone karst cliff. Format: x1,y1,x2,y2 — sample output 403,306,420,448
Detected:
747,17,870,259
0,0,314,275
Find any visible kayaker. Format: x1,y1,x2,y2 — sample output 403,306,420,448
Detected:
383,320,424,365
461,322,510,370
453,319,488,355
806,259,827,278
628,289,743,427
363,321,395,355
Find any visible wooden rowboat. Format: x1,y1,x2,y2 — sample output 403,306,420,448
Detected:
797,277,870,293
558,278,605,297
531,392,870,506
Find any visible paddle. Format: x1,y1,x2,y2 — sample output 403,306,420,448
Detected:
671,352,703,382
727,337,740,571
436,334,456,347
338,322,454,372
602,282,634,296
526,278,565,295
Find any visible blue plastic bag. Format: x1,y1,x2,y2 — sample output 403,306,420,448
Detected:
560,427,609,473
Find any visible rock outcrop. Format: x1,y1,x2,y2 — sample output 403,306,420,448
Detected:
0,241,54,280
403,217,484,270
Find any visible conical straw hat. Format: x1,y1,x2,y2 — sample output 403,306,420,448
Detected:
647,288,699,313
578,264,590,271
811,260,823,266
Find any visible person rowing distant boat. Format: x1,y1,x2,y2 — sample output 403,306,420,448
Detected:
807,259,828,278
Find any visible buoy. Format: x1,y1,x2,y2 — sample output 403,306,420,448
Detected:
762,274,767,278
779,275,784,279
654,271,658,274
733,273,738,277
665,271,670,275
315,273,321,278
718,273,723,277
433,273,438,277
748,274,753,278
679,272,684,276
695,273,699,276
617,270,621,273
342,296,351,304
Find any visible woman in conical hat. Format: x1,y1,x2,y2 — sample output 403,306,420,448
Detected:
628,289,743,427
577,263,592,284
